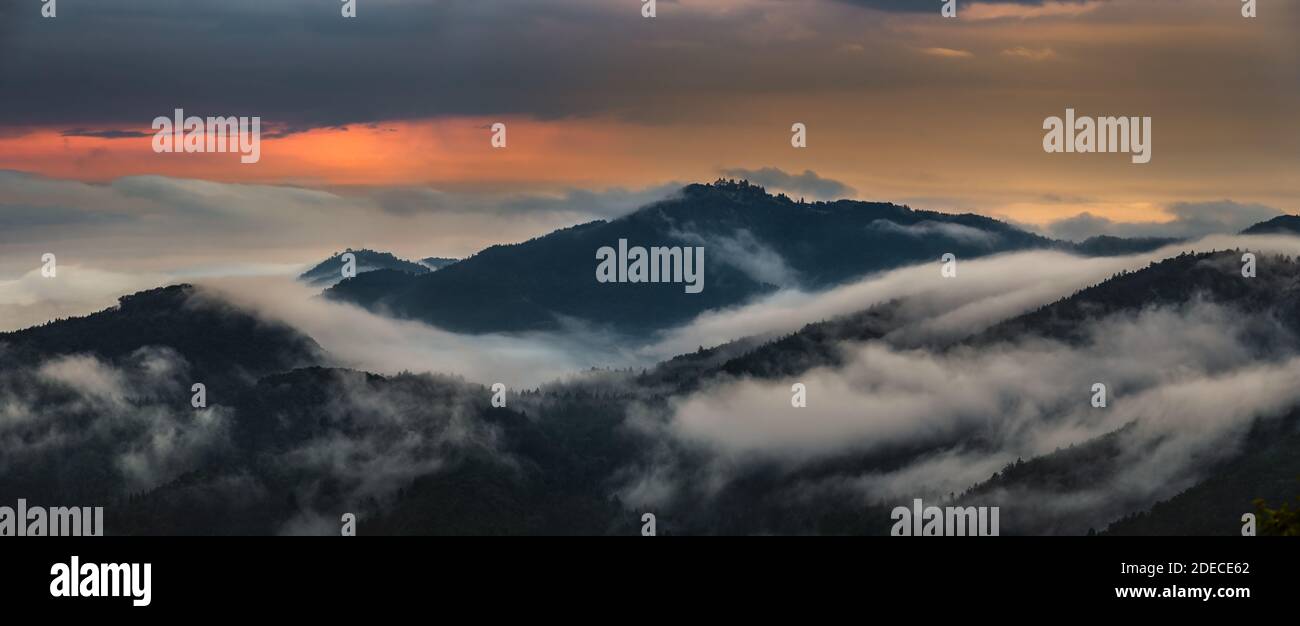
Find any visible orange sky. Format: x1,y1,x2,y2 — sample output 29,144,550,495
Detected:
0,0,1296,228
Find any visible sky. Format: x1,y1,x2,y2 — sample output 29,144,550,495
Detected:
0,0,1297,276
2,1,1298,533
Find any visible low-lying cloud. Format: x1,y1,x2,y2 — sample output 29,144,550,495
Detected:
1042,200,1286,241
200,276,644,389
0,265,170,332
619,235,1300,533
0,171,679,276
641,234,1300,359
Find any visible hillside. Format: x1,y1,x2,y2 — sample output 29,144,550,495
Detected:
298,248,431,287
1242,214,1300,236
325,180,1072,334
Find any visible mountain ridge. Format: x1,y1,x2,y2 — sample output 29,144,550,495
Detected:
324,180,1179,335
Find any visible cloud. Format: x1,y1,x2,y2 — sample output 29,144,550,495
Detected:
371,183,682,219
60,129,153,139
640,246,1132,360
920,47,974,59
624,239,1300,532
1001,46,1056,60
0,348,230,495
0,0,1117,134
5,223,1300,534
963,0,1106,19
0,171,679,276
265,368,511,535
37,355,131,406
7,0,904,131
838,0,1106,20
669,226,803,288
717,167,855,200
867,218,1002,247
644,232,1300,361
1041,200,1286,241
199,276,646,389
838,0,1099,11
0,342,511,534
0,265,171,332
668,303,1291,459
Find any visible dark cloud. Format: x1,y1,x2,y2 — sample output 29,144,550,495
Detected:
835,0,1099,11
0,0,1032,132
60,129,153,139
371,183,683,218
0,0,707,130
0,204,132,235
717,167,855,200
0,170,685,274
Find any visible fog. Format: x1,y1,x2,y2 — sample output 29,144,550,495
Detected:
199,276,640,389
642,234,1300,358
3,229,1296,534
617,237,1300,533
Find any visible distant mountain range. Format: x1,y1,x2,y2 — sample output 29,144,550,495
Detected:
298,249,457,287
419,257,458,270
4,245,1297,534
321,180,1179,335
3,181,1296,536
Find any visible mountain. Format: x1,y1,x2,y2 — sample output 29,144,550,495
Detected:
1071,235,1180,256
419,257,458,270
0,283,640,534
0,285,325,505
4,247,1298,535
111,366,635,536
298,248,431,287
622,249,1300,534
649,249,1300,401
931,250,1300,534
976,250,1300,346
0,284,322,389
1102,415,1300,535
1242,214,1300,236
325,180,1080,334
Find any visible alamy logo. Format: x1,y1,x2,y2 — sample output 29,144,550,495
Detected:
152,108,261,164
0,499,103,536
1043,108,1152,164
50,556,151,607
891,498,999,536
596,239,704,294
41,253,56,278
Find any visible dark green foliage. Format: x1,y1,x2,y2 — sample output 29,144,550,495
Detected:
0,284,323,389
976,251,1300,346
1072,235,1181,256
418,257,458,270
1241,214,1300,236
298,248,431,287
1254,495,1300,536
6,247,1300,535
1104,415,1300,536
325,180,1066,334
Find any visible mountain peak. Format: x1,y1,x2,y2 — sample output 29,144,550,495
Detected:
1242,214,1300,235
705,177,768,194
682,178,795,204
299,249,431,287
116,283,197,311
